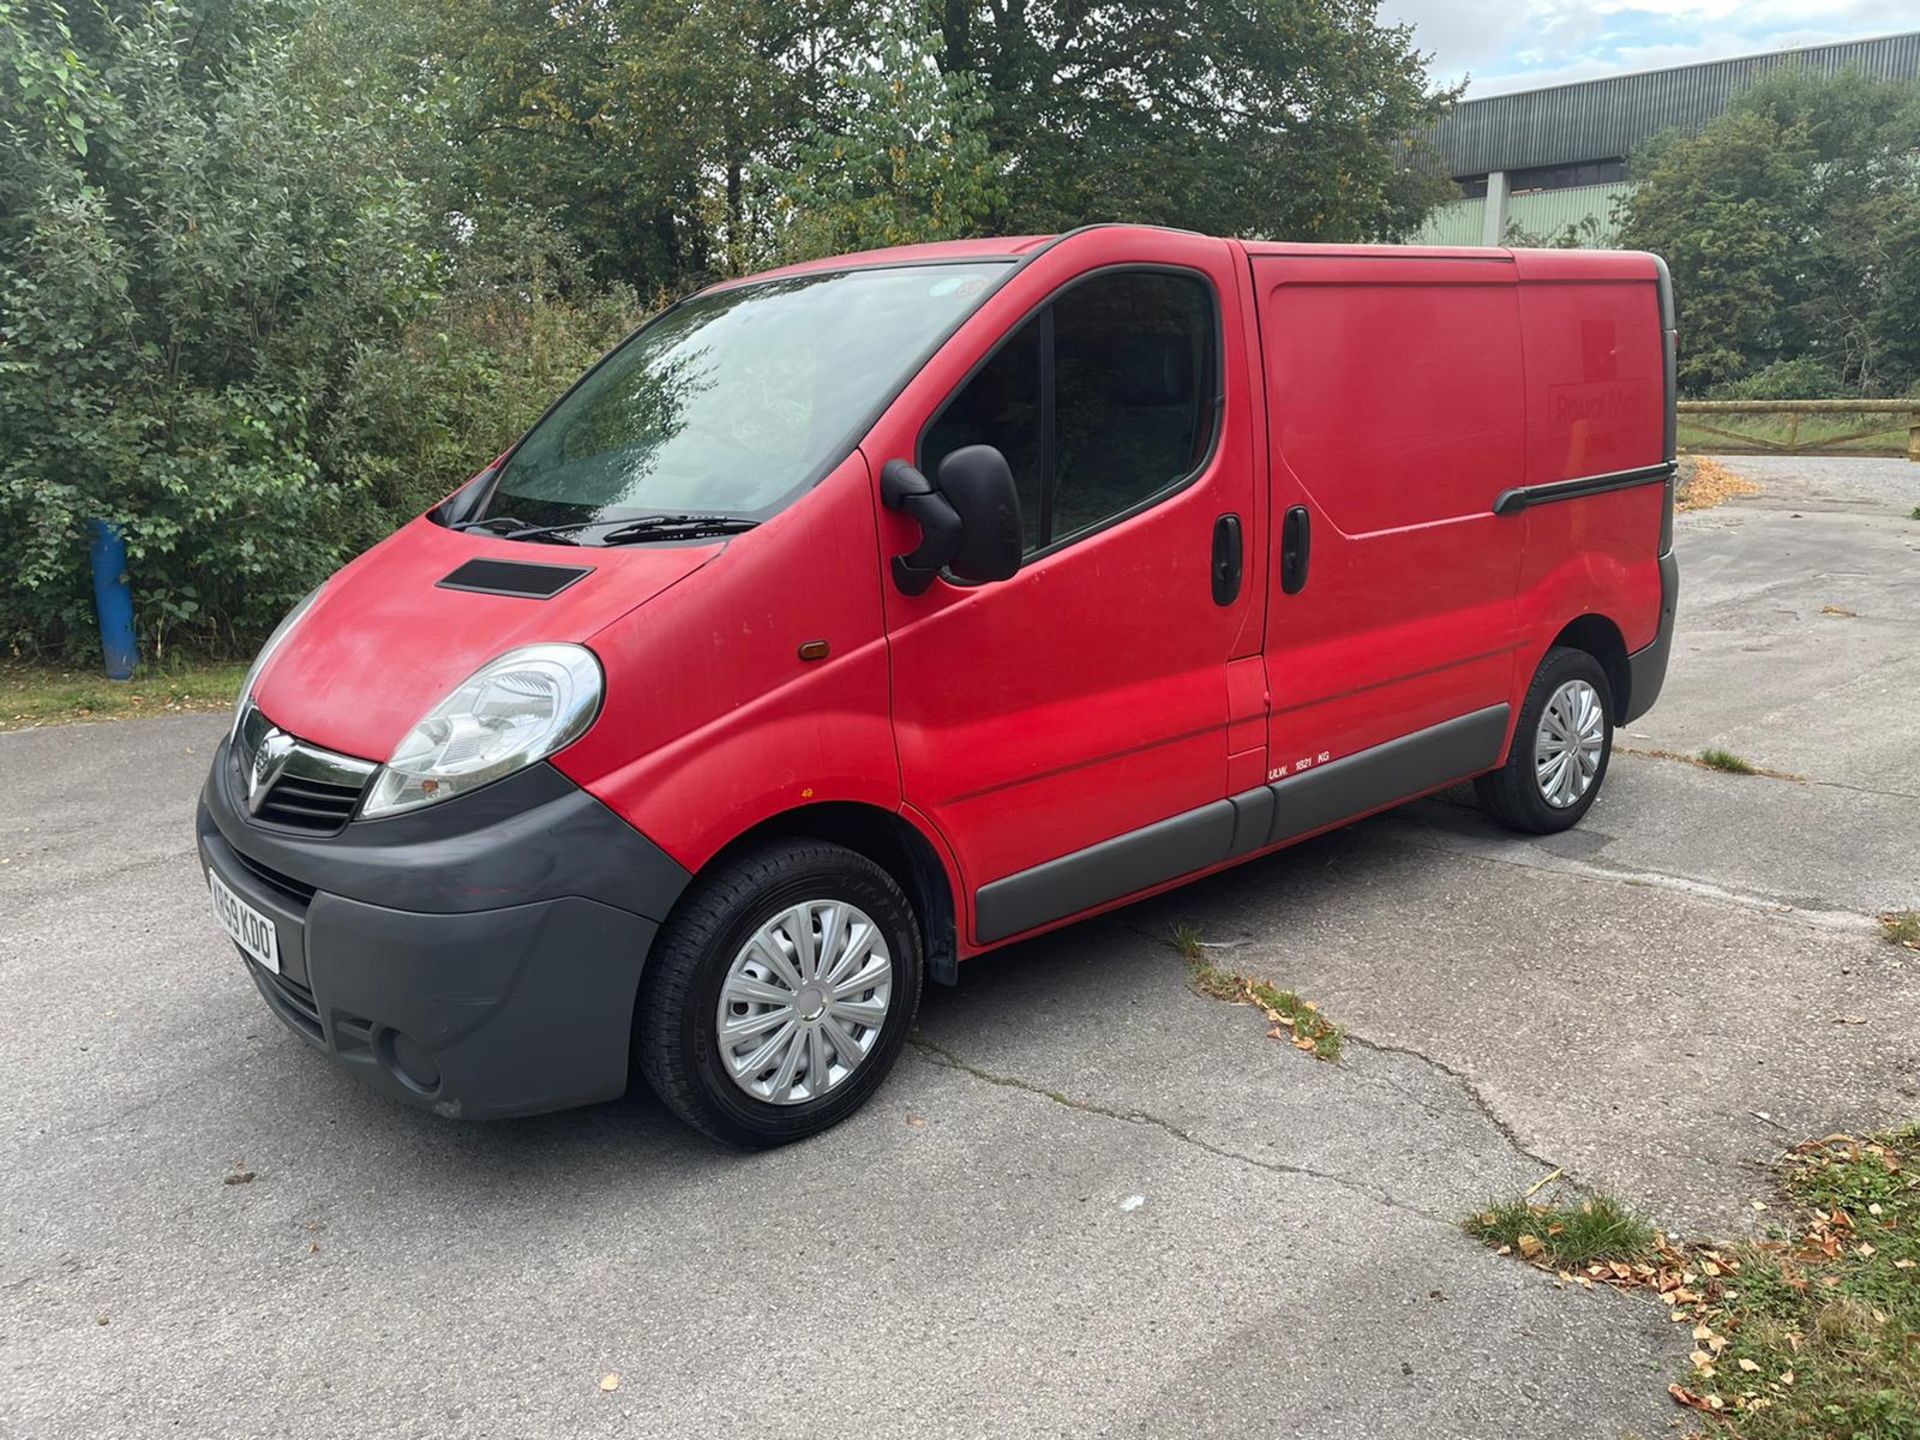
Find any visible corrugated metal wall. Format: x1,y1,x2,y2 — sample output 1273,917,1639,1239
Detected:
1414,182,1633,248
1506,181,1636,244
1429,30,1920,177
1412,197,1487,245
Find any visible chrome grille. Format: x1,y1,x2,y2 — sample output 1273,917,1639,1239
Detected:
234,702,377,835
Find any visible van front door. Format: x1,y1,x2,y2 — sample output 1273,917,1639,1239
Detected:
867,233,1263,947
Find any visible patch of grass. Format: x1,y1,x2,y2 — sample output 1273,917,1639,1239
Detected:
1465,1190,1659,1270
1167,925,1342,1060
1908,506,1920,521
1679,415,1908,459
1698,747,1760,775
0,660,248,731
1666,1130,1920,1437
1877,910,1920,951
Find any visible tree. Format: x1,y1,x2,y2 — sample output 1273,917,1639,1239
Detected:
931,0,1456,242
1618,69,1920,396
0,0,437,655
367,0,1455,295
768,7,999,259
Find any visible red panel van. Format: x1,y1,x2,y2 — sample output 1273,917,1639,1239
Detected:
197,226,1678,1144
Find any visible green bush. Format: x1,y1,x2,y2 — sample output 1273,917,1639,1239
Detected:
1713,356,1846,401
0,2,431,657
0,4,642,661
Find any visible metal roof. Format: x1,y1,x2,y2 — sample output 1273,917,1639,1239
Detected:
1429,30,1920,178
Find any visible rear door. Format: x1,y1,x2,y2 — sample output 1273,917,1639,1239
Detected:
867,230,1262,945
1251,251,1528,822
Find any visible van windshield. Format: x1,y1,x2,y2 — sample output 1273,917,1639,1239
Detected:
474,262,1011,536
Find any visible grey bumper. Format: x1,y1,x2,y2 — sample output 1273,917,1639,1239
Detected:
197,739,690,1119
1623,549,1679,725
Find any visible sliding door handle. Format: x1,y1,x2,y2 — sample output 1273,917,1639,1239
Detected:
1280,505,1311,595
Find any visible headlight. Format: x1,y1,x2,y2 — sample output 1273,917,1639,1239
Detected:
360,644,603,819
231,586,323,739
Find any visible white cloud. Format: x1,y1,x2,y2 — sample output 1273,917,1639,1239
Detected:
1378,0,1918,96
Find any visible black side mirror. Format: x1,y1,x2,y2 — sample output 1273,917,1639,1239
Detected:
881,448,1023,595
937,445,1022,583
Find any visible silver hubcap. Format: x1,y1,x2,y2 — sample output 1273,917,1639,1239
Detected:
715,900,893,1106
1535,678,1606,808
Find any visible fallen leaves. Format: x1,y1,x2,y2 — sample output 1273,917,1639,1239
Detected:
599,1373,620,1393
1675,457,1761,513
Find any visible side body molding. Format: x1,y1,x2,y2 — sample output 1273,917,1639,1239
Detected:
973,704,1510,944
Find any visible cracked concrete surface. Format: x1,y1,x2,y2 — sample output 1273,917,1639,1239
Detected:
1,457,1914,1437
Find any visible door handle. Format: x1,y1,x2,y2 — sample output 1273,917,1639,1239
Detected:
1211,513,1242,606
1280,505,1311,595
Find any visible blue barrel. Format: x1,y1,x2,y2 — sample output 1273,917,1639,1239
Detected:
87,519,138,681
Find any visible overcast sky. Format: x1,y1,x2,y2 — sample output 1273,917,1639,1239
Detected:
1380,0,1918,96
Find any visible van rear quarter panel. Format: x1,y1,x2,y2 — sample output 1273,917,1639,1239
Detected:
1511,253,1668,660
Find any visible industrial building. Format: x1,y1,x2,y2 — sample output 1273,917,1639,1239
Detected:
1416,30,1920,248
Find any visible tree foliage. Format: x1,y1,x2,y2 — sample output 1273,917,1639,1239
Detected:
1,0,1453,659
1617,69,1920,397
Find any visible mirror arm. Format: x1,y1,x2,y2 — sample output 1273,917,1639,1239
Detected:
882,460,962,596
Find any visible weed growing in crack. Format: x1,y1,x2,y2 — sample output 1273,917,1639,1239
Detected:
1698,747,1760,775
1877,910,1920,951
1465,1189,1657,1269
1165,925,1342,1060
1169,921,1205,961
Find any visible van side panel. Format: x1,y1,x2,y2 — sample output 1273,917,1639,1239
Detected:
1253,255,1526,778
1512,268,1668,667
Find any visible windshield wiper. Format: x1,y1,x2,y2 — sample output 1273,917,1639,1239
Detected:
444,514,585,547
451,512,756,545
600,515,760,545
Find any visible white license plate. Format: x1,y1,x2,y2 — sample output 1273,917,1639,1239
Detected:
209,867,281,975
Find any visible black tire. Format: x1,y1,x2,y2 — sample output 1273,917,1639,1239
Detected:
1475,646,1614,835
634,838,923,1148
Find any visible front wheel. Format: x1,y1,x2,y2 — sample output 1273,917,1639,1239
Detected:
634,839,923,1147
1475,646,1614,834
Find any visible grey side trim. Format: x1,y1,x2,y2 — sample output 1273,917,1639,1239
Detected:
975,801,1236,945
1492,462,1675,517
1264,705,1509,849
1623,550,1680,724
1227,787,1276,858
972,703,1512,945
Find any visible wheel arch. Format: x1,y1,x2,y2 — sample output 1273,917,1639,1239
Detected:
687,802,961,986
1548,613,1632,722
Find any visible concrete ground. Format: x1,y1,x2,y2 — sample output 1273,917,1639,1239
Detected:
2,457,1914,1438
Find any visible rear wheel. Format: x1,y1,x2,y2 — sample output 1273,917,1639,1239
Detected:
1475,646,1613,834
635,839,923,1147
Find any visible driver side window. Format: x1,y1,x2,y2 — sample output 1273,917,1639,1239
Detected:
923,269,1219,556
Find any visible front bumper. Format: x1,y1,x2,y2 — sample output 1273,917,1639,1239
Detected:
197,737,690,1119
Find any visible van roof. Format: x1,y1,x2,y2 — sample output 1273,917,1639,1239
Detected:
733,227,1658,287
738,235,1055,285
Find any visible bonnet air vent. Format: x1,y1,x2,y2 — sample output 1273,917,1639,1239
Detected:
437,558,594,599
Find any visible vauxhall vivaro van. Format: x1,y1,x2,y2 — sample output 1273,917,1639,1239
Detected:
198,225,1678,1145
